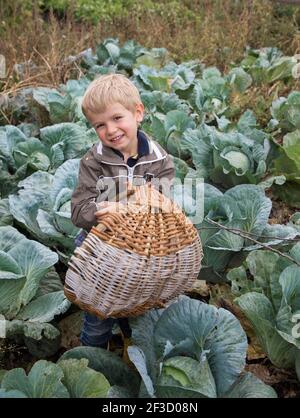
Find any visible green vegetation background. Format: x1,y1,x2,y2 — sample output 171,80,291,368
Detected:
2,0,300,77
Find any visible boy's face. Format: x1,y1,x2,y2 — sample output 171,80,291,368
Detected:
87,102,144,155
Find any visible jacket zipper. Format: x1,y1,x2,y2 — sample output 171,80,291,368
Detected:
100,157,166,182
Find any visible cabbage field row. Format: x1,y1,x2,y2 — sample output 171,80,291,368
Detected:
0,38,300,398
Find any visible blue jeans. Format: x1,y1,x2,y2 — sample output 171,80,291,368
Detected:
80,313,131,347
75,230,131,347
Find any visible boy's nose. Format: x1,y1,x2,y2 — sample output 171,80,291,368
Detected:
106,123,117,136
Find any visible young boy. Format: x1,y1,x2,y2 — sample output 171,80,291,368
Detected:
71,73,175,348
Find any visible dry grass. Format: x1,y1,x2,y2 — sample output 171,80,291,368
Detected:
1,0,300,94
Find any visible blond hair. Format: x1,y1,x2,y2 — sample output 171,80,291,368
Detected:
82,73,142,116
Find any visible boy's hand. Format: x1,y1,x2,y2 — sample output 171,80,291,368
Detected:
95,201,127,220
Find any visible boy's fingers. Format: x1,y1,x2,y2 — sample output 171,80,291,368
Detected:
95,208,109,216
94,202,128,219
95,211,107,218
96,201,109,209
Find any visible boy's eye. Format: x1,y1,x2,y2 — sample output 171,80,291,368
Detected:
95,124,104,129
114,116,122,120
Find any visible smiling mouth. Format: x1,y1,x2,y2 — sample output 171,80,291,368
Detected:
110,134,124,143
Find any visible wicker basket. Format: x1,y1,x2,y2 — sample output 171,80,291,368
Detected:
64,184,203,319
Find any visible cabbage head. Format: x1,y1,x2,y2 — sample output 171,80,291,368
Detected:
127,296,277,398
9,159,81,262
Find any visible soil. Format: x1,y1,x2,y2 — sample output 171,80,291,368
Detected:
246,363,300,398
268,193,296,225
0,340,37,373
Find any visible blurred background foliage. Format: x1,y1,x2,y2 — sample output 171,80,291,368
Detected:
1,0,300,70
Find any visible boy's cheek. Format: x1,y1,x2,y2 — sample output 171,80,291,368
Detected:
97,134,106,143
93,128,104,141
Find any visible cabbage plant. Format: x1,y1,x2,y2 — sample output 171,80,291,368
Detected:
172,176,299,281
187,67,229,123
0,226,70,355
0,199,13,226
289,213,300,233
228,243,300,373
0,358,110,398
0,125,42,198
240,47,298,84
0,123,97,198
59,346,141,398
136,62,249,126
181,120,270,188
267,92,300,207
270,129,300,208
145,109,196,160
81,41,170,82
9,159,81,261
95,38,147,70
195,183,299,282
269,91,300,133
81,38,169,76
25,297,277,398
127,296,277,398
187,66,251,124
38,122,98,166
32,79,90,125
141,90,189,116
133,62,198,96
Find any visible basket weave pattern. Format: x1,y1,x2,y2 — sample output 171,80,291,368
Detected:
64,185,203,318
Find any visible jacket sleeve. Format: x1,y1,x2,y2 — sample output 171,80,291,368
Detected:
157,153,175,184
154,152,175,199
71,157,102,231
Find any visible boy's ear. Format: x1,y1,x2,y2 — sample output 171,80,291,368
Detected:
135,103,144,123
